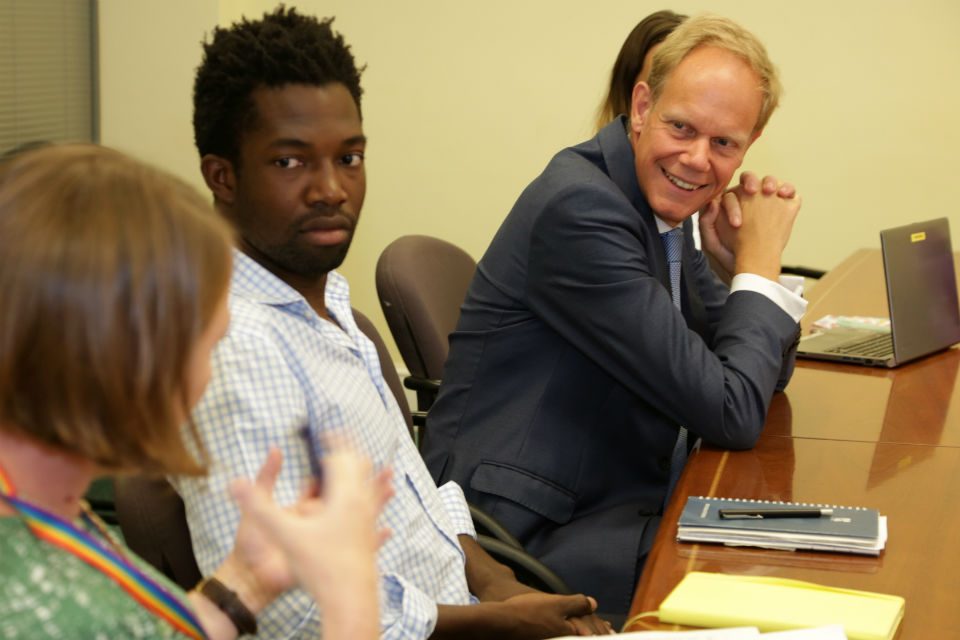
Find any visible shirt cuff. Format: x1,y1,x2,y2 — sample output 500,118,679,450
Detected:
379,573,440,640
437,481,477,539
730,273,808,324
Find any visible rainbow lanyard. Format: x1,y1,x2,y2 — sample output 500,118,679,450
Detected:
0,463,207,640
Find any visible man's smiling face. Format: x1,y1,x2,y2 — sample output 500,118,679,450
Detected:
630,45,762,224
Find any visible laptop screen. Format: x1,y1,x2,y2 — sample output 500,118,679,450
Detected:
882,217,960,363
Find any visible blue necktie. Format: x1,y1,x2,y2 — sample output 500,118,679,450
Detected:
661,227,683,310
660,227,688,505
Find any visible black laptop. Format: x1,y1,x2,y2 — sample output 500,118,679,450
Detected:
797,218,960,368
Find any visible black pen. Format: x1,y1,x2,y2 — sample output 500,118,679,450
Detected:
718,507,834,519
298,425,324,486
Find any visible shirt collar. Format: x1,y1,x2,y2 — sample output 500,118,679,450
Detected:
229,248,351,312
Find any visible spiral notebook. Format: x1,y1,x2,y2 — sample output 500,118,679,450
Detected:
676,496,886,555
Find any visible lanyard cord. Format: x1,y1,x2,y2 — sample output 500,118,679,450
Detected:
0,463,208,640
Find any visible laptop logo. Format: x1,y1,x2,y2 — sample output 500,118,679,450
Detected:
911,232,926,242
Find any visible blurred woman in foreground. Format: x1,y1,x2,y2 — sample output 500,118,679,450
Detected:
0,144,388,639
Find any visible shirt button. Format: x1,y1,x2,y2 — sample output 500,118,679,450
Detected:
658,457,670,472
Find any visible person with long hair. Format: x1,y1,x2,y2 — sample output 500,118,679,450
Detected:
594,10,687,132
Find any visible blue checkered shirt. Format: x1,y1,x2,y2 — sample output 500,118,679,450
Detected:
171,250,477,639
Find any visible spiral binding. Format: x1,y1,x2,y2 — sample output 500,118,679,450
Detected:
692,496,868,510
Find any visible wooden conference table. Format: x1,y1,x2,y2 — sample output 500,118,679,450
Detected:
626,249,960,638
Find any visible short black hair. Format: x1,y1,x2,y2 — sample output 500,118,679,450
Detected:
193,6,363,163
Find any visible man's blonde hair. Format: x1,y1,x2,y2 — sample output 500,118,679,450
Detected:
647,14,782,134
0,144,233,475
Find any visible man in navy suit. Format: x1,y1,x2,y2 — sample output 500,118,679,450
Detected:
423,14,806,615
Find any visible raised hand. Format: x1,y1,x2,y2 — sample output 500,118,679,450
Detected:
212,443,392,640
228,444,392,607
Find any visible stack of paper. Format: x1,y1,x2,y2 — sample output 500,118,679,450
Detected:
657,572,904,640
555,624,848,638
676,497,886,555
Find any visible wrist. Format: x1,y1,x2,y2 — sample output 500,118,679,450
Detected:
734,253,781,282
207,553,278,623
196,576,258,637
433,602,503,639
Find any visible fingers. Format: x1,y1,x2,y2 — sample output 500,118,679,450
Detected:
698,198,719,224
720,190,744,228
566,614,614,636
560,595,615,636
568,616,615,636
776,182,796,199
228,477,255,505
227,447,287,536
372,467,395,513
229,476,286,539
760,175,779,195
739,171,760,195
555,593,597,620
740,171,797,199
254,446,284,491
301,476,321,500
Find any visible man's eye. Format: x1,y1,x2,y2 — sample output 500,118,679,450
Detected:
714,137,730,148
274,157,305,169
672,122,686,131
341,153,364,168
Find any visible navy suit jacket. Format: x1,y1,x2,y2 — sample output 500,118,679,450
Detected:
422,117,800,614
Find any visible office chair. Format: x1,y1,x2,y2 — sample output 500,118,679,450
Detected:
116,308,570,596
352,308,423,442
376,235,477,412
114,474,202,591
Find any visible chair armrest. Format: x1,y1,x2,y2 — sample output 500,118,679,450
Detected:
402,376,441,393
410,410,428,449
780,265,826,279
475,534,572,595
404,376,442,412
469,503,523,550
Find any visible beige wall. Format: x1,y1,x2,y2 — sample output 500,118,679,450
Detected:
100,0,960,361
99,0,218,193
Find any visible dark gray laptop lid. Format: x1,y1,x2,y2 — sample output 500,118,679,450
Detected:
882,217,960,363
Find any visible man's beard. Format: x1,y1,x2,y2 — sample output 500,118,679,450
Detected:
263,234,353,278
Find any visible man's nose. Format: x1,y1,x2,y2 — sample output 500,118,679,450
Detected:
308,161,347,206
680,137,710,172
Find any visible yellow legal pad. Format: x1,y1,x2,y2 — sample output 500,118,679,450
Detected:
659,572,904,640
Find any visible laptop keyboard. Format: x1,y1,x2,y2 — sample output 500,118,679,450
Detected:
826,332,894,358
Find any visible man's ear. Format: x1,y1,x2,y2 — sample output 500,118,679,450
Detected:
630,81,653,136
200,154,237,206
747,129,763,150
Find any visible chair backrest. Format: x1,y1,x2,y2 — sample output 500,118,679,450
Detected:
375,235,477,380
114,474,202,591
352,307,415,438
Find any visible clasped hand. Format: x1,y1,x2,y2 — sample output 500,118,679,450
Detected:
699,171,802,281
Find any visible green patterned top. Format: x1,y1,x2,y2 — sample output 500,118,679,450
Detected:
0,516,197,638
